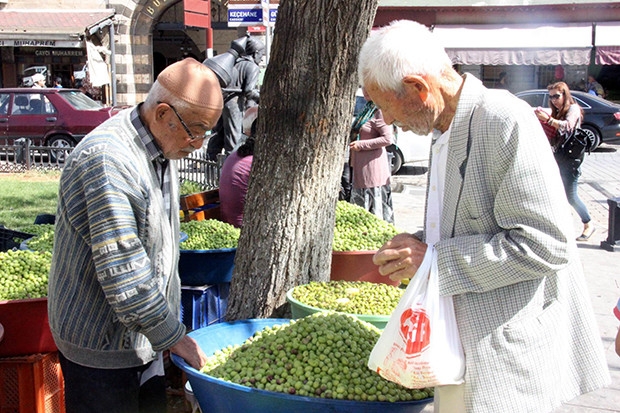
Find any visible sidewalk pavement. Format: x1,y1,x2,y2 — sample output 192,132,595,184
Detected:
390,142,620,413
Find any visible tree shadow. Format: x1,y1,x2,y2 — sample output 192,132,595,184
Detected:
594,145,617,153
396,165,429,176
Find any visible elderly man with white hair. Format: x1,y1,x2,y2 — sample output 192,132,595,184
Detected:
360,20,610,413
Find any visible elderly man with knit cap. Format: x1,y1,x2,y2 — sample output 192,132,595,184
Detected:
48,58,223,412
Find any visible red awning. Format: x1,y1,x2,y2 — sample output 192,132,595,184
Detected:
0,9,115,42
594,22,620,65
596,46,620,65
432,24,593,66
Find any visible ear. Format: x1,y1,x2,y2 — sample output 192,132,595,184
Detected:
403,75,430,102
155,102,169,120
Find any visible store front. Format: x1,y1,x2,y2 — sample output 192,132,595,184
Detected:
0,9,115,99
431,23,593,93
12,46,86,88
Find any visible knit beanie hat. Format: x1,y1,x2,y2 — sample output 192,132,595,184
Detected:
157,58,223,110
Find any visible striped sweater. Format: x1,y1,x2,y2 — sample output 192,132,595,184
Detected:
48,108,184,369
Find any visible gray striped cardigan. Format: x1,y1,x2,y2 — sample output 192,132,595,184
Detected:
48,108,184,369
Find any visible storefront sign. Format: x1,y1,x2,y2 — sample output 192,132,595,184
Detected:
35,49,85,56
0,39,83,48
227,4,277,27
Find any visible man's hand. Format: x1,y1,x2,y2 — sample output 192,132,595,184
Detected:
170,335,208,370
373,233,428,282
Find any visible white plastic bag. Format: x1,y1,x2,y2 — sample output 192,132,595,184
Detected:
368,247,465,388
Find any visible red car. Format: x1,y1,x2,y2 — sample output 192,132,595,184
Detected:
0,88,125,150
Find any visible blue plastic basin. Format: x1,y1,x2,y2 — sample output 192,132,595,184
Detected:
178,248,236,285
171,319,432,413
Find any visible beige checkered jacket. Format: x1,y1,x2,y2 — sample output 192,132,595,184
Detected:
428,74,610,413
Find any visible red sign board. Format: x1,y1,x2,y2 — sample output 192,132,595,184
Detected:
248,25,266,33
184,0,210,29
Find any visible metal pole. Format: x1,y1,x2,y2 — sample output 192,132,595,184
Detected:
206,0,214,59
24,139,31,170
261,0,270,65
110,21,117,106
265,23,271,65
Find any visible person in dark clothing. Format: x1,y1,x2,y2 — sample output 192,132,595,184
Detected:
496,71,509,89
207,37,265,160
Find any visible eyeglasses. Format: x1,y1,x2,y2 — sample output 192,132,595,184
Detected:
158,101,209,142
549,94,563,100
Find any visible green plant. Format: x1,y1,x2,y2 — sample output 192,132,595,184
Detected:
0,173,60,229
180,180,204,196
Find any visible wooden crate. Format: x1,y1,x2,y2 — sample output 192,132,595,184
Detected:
180,189,221,222
0,352,65,413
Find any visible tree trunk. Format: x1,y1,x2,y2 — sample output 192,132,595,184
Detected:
226,0,379,320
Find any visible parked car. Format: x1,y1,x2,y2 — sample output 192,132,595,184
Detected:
0,88,125,159
73,64,88,82
515,89,620,149
354,89,431,174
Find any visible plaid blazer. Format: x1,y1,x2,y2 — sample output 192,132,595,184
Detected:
429,74,610,412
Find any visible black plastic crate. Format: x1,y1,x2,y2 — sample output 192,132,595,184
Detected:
0,226,35,252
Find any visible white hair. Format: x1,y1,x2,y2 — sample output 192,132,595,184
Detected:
358,20,453,92
144,80,191,112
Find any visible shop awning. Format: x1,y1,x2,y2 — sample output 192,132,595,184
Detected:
594,22,620,65
432,24,593,66
0,9,115,46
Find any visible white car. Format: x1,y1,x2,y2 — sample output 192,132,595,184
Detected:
354,89,431,174
21,66,48,87
389,127,432,174
73,64,88,82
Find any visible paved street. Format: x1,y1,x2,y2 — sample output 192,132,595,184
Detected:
391,142,620,413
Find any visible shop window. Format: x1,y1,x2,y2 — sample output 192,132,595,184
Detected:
0,94,9,115
538,66,557,88
12,95,30,114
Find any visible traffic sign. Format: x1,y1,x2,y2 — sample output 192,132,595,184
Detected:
228,3,278,27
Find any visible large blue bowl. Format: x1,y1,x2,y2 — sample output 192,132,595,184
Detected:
171,319,433,413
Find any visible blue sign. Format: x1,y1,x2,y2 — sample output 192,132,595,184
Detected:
228,8,262,24
228,5,277,27
269,8,277,21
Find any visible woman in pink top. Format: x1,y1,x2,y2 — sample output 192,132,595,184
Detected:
349,98,394,223
219,137,255,228
615,298,620,356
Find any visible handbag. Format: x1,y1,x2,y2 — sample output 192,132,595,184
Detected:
558,125,593,160
367,247,465,389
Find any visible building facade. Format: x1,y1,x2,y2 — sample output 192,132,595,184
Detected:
376,1,620,99
1,0,619,105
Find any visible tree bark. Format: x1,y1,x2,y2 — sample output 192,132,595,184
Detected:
226,0,379,320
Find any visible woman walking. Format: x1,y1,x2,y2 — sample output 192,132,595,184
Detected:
535,81,595,241
349,95,394,223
